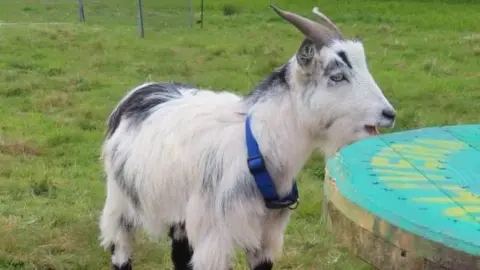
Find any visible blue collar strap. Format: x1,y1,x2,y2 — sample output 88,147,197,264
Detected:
245,115,299,210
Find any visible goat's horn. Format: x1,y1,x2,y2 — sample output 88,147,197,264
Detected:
269,5,340,45
312,7,344,39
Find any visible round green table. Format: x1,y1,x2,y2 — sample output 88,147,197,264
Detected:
323,125,480,270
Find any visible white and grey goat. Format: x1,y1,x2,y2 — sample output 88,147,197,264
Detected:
99,5,396,270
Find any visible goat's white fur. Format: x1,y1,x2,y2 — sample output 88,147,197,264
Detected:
99,9,396,270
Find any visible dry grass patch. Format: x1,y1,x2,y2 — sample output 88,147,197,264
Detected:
0,137,43,156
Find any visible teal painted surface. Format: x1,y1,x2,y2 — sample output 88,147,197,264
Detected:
327,124,480,255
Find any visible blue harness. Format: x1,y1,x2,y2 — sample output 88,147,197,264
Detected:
245,115,299,210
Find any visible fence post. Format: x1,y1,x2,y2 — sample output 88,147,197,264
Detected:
189,0,194,28
200,0,204,28
78,0,85,22
138,0,145,38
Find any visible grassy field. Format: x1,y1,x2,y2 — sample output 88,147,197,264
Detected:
0,0,479,269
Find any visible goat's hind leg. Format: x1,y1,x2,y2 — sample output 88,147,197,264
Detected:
99,181,136,270
169,222,194,270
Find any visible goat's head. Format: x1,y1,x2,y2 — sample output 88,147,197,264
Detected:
271,5,396,155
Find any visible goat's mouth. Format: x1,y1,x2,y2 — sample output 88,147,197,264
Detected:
332,125,380,155
364,125,379,136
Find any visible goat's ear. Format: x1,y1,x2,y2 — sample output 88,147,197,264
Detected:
296,39,316,68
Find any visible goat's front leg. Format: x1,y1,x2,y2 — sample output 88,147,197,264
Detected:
186,194,235,270
246,244,275,270
169,222,194,270
246,209,292,270
188,230,234,270
247,253,273,270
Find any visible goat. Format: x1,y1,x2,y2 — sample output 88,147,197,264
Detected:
99,5,396,270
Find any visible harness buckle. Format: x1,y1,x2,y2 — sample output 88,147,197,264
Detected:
265,198,299,210
247,155,265,175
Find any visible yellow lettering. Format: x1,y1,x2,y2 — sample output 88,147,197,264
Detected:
445,206,480,216
381,176,428,181
415,139,466,150
373,159,444,170
420,160,443,169
368,139,476,225
454,191,480,204
386,184,461,190
371,157,414,168
444,207,467,216
376,151,441,162
415,190,480,204
387,183,425,189
377,149,445,159
373,169,446,181
414,197,453,203
433,185,463,191
373,169,423,176
444,206,480,223
391,144,451,155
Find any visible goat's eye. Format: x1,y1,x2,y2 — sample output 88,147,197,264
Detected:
330,74,346,82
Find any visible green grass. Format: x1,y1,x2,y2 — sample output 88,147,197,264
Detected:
0,0,479,269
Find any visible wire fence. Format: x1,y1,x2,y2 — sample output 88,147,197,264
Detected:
0,0,202,37
76,0,202,38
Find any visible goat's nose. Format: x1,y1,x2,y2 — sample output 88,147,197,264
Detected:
382,108,396,120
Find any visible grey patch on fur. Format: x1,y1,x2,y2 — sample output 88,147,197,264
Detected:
119,214,135,232
221,173,260,216
246,63,290,105
109,142,139,206
110,142,120,165
201,148,224,195
113,157,140,207
301,80,318,106
325,118,335,129
106,82,194,138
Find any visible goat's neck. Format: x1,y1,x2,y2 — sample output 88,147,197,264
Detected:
248,93,313,197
